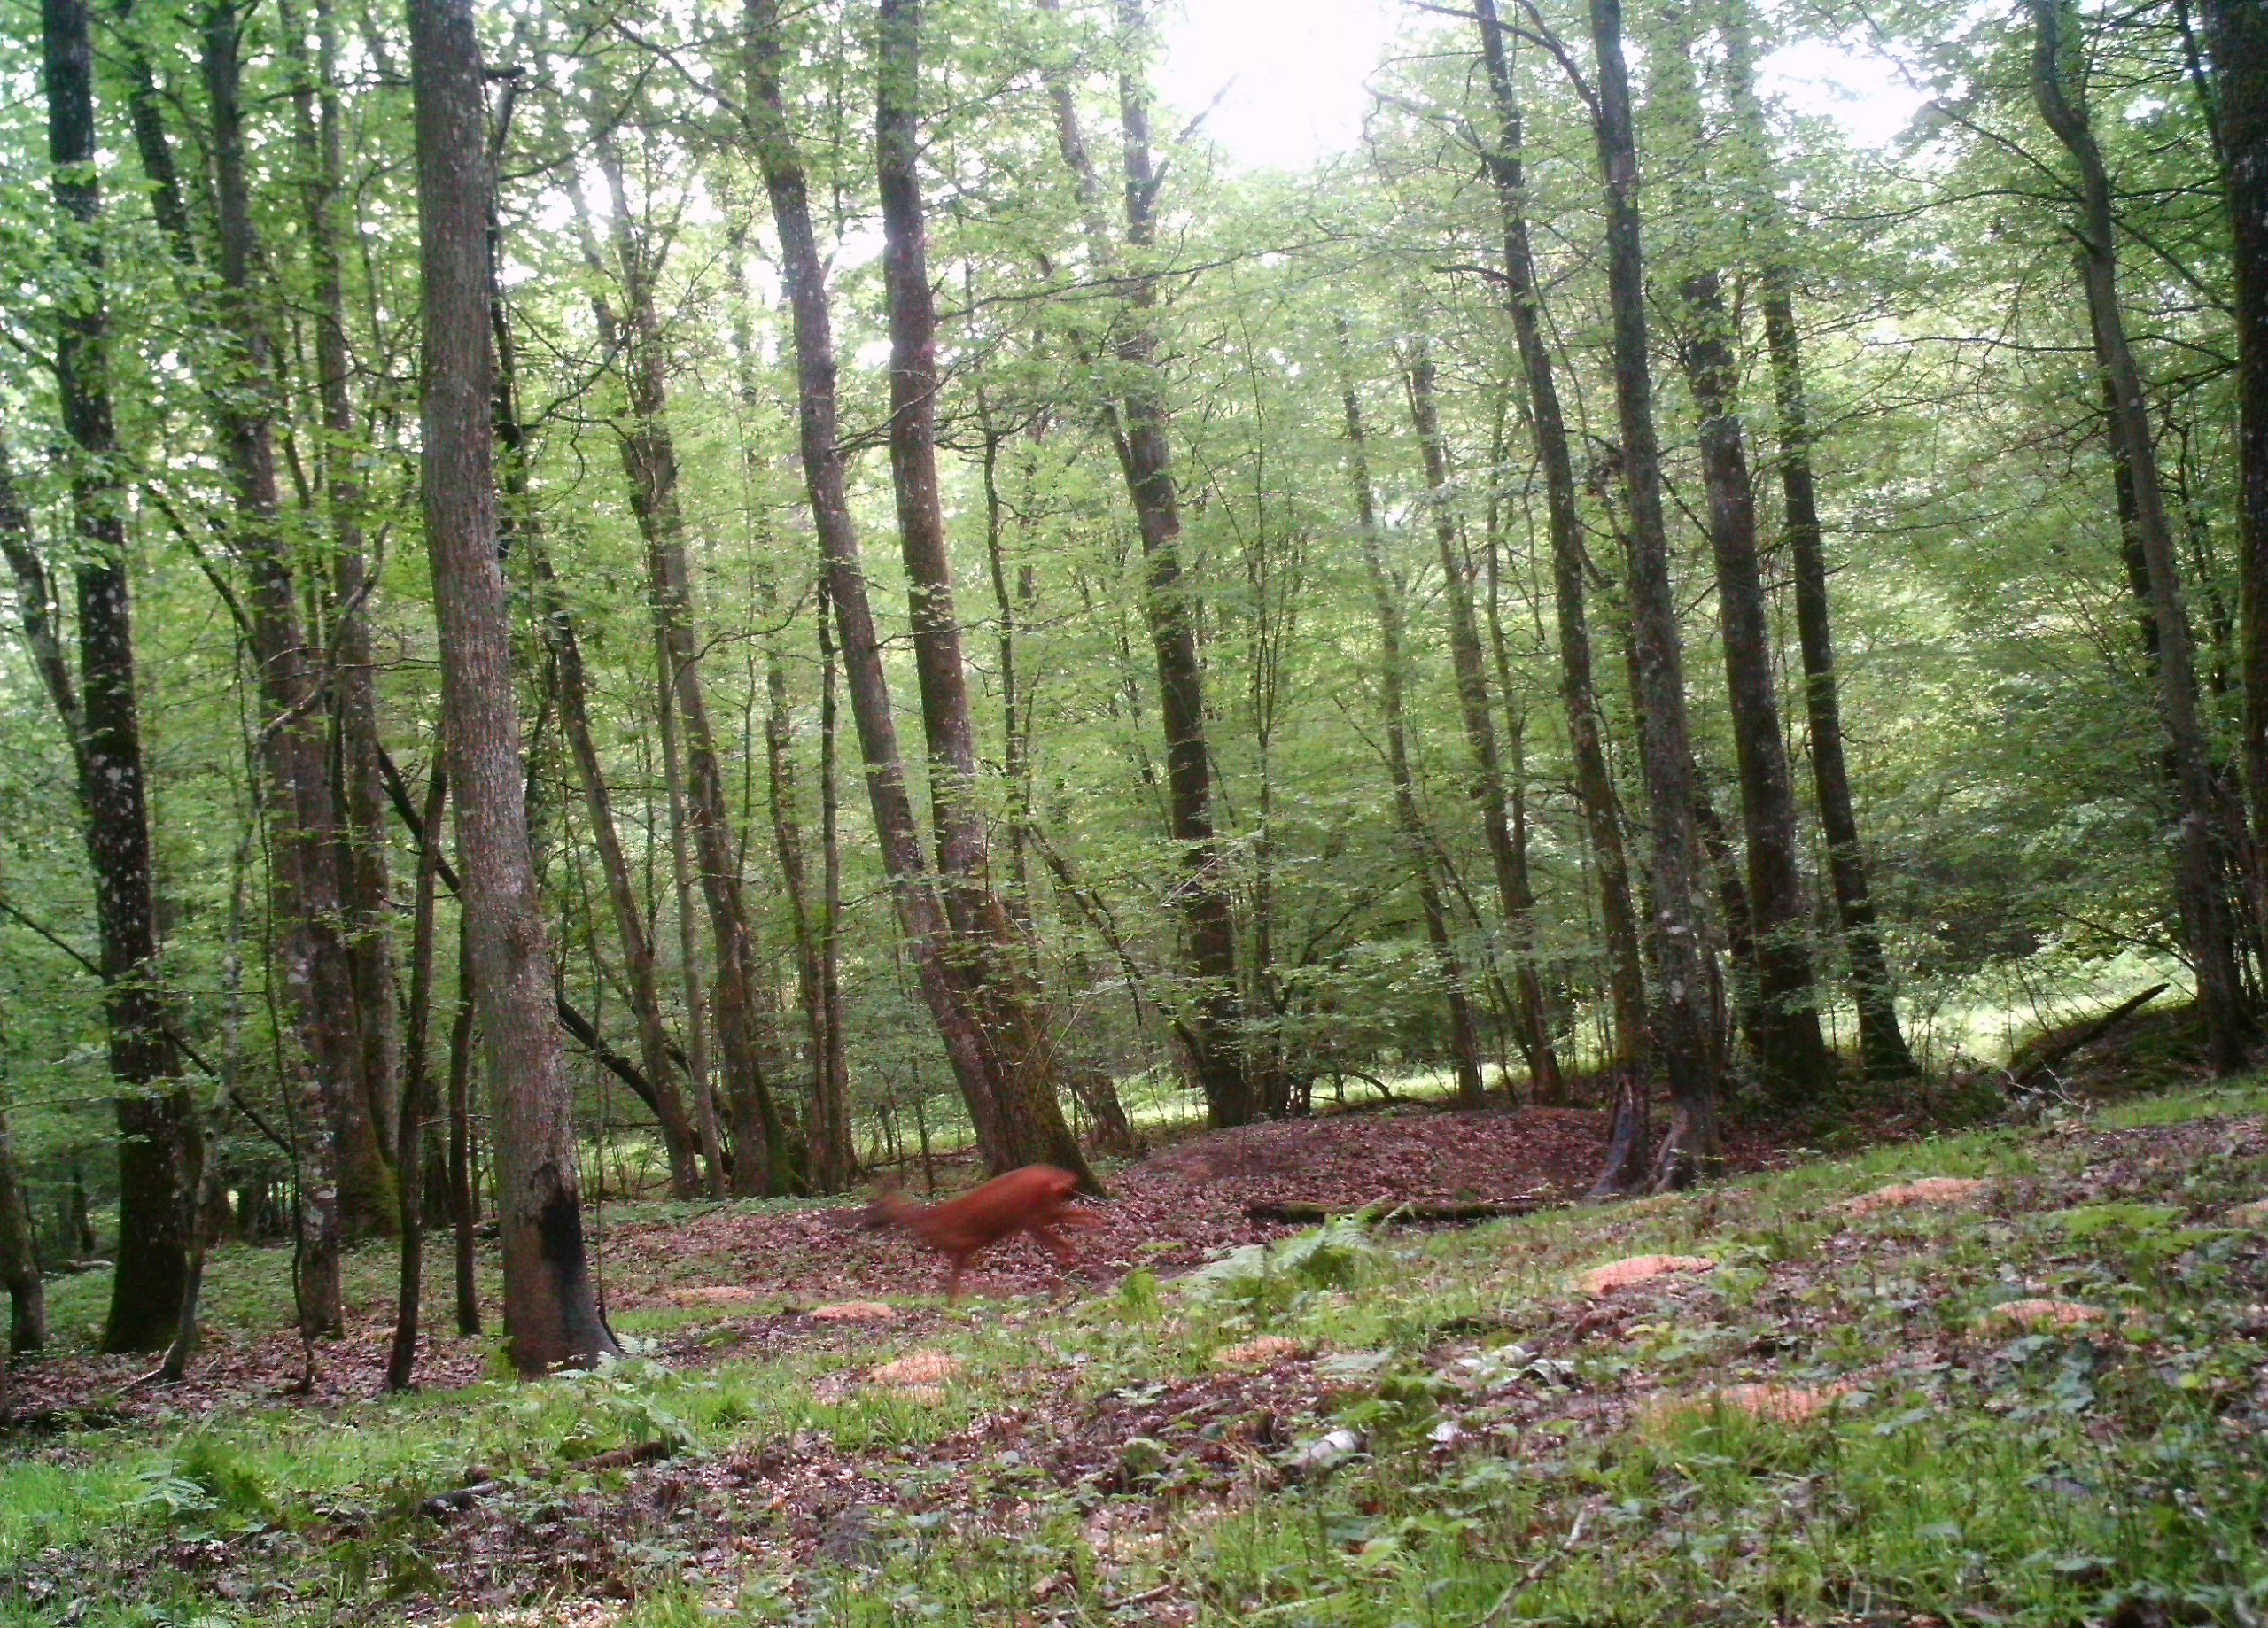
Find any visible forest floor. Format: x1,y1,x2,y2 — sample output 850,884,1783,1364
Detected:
4,1068,2265,1624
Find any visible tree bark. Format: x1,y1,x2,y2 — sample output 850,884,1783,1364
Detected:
2032,0,2248,1074
723,201,850,1196
1106,3,1252,1127
875,0,1088,1173
816,577,855,1177
1715,10,1915,1080
203,3,364,1326
1585,0,1720,1189
1648,11,1833,1105
656,641,726,1196
408,0,617,1374
447,913,478,1336
2201,0,2268,949
0,1112,44,1356
286,0,408,1218
742,0,1097,1189
1472,0,1649,1145
41,0,202,1353
582,141,796,1196
1339,346,1487,1105
1402,335,1559,1103
388,758,446,1390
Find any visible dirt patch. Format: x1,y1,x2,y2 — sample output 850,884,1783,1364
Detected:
810,1301,895,1323
1841,1177,1990,1215
1574,1254,1718,1296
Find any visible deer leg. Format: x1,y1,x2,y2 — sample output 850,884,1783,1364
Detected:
1033,1224,1077,1269
945,1255,966,1303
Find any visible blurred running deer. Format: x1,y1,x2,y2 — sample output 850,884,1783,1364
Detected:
861,1164,1099,1300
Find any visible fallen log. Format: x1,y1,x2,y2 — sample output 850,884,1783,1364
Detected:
1243,1197,1551,1226
2008,982,2169,1092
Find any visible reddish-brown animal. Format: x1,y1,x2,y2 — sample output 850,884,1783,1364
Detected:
861,1165,1099,1300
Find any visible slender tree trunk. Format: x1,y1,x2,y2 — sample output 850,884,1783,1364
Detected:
743,0,1097,1188
875,0,1088,1171
1402,336,1558,1103
2200,0,2268,945
485,188,702,1198
1340,349,1487,1104
763,649,850,1191
583,144,795,1196
722,206,850,1197
2033,0,2248,1074
532,556,701,1197
159,824,254,1383
656,643,726,1196
816,578,854,1177
1715,11,1915,1079
41,0,202,1352
1649,10,1831,1104
1480,405,1564,1102
388,759,446,1389
1585,0,1719,1188
1672,277,1834,1099
203,4,365,1322
1472,0,1648,1151
408,0,617,1373
0,1112,44,1357
287,0,408,1213
1105,4,1252,1127
447,914,478,1335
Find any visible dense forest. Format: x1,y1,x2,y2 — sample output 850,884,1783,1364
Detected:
0,0,2260,1379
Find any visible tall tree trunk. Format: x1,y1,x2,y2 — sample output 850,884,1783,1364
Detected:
388,759,447,1389
485,171,700,1199
40,0,202,1353
159,824,254,1383
656,641,726,1196
875,0,1087,1172
1481,404,1563,1101
0,1112,44,1357
1402,335,1559,1103
203,4,363,1324
1585,0,1720,1188
286,0,408,1214
408,0,617,1374
532,552,701,1197
1717,10,1915,1080
1650,9,1833,1105
2201,0,2268,946
1340,348,1487,1104
723,204,850,1197
1472,0,1649,1152
743,0,1096,1189
584,143,796,1196
763,647,851,1191
1106,2,1251,1127
2032,0,2248,1074
447,913,478,1335
816,578,854,1177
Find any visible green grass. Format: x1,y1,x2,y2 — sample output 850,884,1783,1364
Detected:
5,1079,2265,1624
